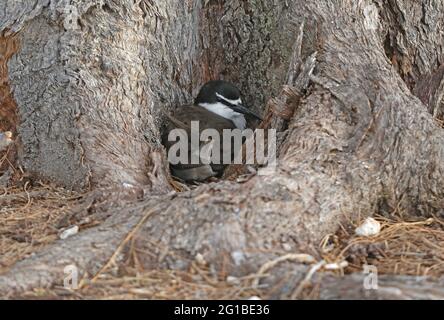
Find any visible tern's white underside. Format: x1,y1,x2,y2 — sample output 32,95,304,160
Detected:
199,102,247,129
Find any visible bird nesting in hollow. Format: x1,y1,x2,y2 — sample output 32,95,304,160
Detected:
162,80,262,182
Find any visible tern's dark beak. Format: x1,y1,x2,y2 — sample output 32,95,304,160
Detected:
230,104,263,121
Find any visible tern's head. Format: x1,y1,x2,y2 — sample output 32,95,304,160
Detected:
195,80,262,129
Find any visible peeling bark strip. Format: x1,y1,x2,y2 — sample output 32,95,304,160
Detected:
0,36,18,132
0,35,19,176
1,0,444,298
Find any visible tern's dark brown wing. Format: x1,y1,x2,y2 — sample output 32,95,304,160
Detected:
162,105,237,182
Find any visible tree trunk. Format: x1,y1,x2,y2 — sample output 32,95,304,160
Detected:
1,0,444,298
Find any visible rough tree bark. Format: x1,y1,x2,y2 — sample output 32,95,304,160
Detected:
1,0,444,298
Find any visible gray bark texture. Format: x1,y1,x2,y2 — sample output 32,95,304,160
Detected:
1,0,444,298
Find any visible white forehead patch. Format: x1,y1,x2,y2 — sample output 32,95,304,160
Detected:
216,92,242,106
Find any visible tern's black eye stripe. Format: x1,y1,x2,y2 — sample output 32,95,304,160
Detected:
216,97,263,120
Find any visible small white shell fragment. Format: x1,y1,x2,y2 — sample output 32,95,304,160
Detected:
60,226,79,240
0,131,13,151
282,243,292,252
195,253,206,266
226,276,240,285
324,261,349,270
231,251,245,266
355,218,381,237
248,296,262,300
